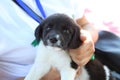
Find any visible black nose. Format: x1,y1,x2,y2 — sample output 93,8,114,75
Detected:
49,37,58,43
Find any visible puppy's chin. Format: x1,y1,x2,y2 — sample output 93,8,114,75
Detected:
44,41,68,50
46,46,62,51
43,39,64,50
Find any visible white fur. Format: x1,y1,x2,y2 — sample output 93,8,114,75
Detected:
25,41,76,80
56,34,60,39
103,65,110,80
76,67,90,80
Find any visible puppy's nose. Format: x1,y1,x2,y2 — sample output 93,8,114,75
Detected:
49,37,58,43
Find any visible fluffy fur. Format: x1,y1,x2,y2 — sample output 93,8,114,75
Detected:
25,13,114,80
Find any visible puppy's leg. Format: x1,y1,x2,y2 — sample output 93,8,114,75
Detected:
60,68,76,80
25,63,51,80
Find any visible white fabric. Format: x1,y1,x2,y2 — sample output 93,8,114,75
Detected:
0,0,85,80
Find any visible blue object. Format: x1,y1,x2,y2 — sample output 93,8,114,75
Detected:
13,0,46,45
13,0,45,23
35,0,46,18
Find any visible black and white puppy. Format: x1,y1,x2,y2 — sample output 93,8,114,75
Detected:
25,13,114,80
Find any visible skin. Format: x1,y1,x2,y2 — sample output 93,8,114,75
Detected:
17,15,98,80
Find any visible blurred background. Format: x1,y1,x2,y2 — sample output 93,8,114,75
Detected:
83,0,120,36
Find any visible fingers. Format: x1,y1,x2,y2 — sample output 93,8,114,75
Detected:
69,30,95,79
17,77,25,80
69,30,95,66
18,68,60,80
41,68,60,80
80,29,93,43
74,66,81,79
80,33,87,42
70,44,94,66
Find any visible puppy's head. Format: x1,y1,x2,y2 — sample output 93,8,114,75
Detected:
35,13,82,50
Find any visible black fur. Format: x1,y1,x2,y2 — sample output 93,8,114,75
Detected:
86,59,106,80
85,59,115,80
35,13,82,49
71,60,78,69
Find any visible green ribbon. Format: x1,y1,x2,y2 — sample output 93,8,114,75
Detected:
31,39,40,47
91,54,95,60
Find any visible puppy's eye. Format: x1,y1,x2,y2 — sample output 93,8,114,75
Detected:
46,23,54,31
63,29,70,34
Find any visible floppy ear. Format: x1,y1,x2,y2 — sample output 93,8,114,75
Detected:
68,26,82,49
35,21,44,43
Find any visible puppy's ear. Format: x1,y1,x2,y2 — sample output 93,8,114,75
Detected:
35,21,44,42
68,26,82,49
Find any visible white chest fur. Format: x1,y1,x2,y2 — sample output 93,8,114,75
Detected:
25,41,77,80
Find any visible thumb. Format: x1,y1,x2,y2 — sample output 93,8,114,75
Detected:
80,34,87,42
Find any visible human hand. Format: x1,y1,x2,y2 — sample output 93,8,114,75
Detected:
17,68,60,80
69,30,95,78
40,68,60,80
69,29,95,67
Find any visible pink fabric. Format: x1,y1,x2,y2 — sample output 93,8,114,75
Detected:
84,1,120,36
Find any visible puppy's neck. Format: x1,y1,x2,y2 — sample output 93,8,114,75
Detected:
45,46,62,51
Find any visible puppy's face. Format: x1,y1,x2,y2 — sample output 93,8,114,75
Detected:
35,14,82,50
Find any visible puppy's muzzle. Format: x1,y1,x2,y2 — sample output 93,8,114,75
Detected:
45,31,62,48
47,35,61,47
49,37,58,44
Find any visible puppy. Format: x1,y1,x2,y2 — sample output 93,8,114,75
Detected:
25,13,114,80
